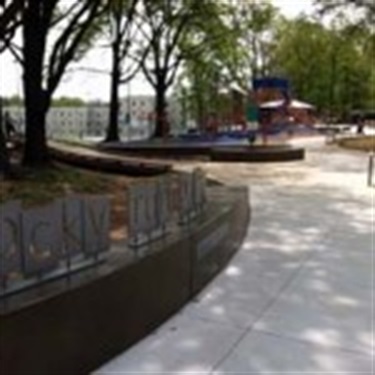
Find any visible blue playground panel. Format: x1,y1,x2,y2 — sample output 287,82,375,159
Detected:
177,124,316,144
178,130,256,143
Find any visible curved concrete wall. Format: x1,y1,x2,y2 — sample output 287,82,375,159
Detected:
100,142,305,163
210,145,305,162
0,187,250,375
49,146,171,176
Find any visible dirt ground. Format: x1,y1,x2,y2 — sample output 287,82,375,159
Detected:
0,163,145,242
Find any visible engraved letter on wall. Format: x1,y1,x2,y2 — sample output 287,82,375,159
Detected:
127,184,149,239
83,196,110,255
156,178,170,229
0,201,22,279
62,197,84,256
22,201,63,276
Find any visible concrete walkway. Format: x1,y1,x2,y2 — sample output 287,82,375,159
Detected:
94,138,373,374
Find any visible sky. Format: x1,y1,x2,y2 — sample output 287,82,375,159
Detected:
0,0,315,101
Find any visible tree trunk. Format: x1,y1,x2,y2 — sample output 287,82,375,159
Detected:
196,87,205,132
181,88,187,130
251,34,259,80
22,1,49,167
193,76,205,132
22,92,49,166
105,32,121,142
154,83,167,138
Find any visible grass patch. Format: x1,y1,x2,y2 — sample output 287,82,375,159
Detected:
337,136,375,152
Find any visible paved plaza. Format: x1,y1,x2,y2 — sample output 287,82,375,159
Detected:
95,137,374,374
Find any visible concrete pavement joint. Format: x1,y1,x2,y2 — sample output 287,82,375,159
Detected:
250,328,372,358
95,138,373,374
210,235,319,373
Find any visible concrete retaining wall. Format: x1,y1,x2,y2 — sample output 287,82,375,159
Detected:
0,187,250,375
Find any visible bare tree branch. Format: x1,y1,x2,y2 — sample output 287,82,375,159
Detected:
7,41,23,64
48,1,81,28
47,0,93,86
47,1,103,95
166,53,183,87
0,0,24,52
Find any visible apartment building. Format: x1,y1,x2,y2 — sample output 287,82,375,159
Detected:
3,95,183,140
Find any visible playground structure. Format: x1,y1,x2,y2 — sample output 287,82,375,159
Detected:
251,77,316,143
100,77,306,163
187,77,316,144
188,84,249,137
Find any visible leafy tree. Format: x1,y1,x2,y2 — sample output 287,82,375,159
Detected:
105,0,141,142
135,0,224,137
314,0,374,116
2,95,87,107
8,0,106,166
3,95,24,106
52,96,86,107
315,0,375,29
271,18,331,109
271,17,373,118
180,52,238,130
232,0,278,80
175,1,282,130
175,0,245,130
179,58,222,130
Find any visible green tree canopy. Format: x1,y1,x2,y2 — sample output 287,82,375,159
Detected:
270,16,374,118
